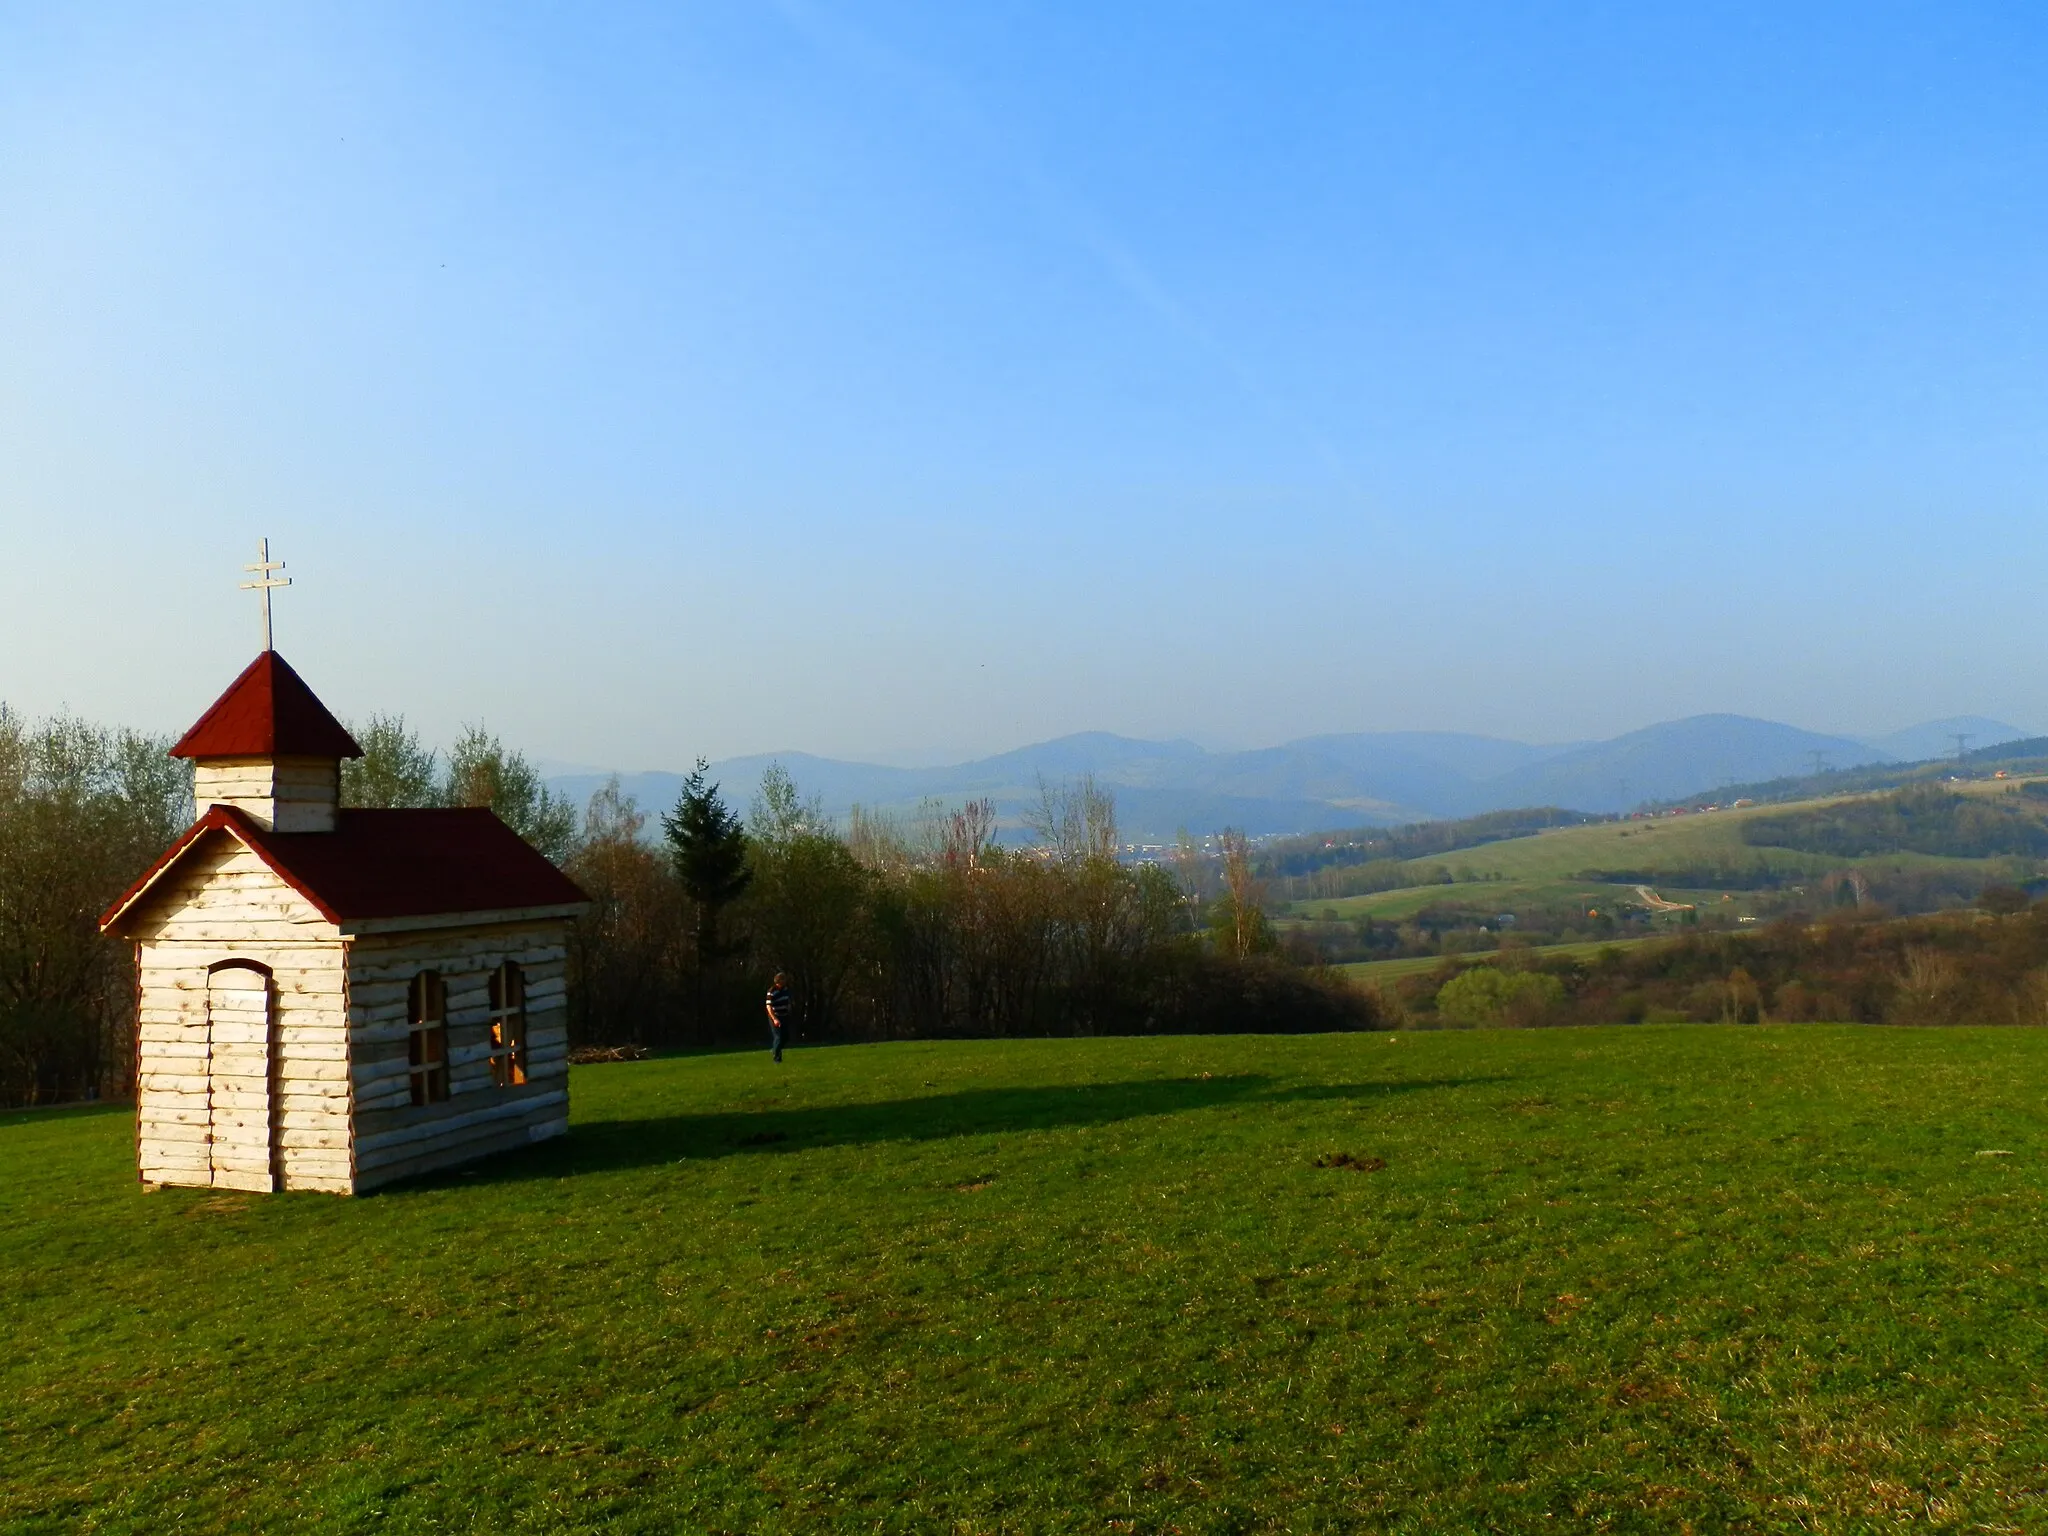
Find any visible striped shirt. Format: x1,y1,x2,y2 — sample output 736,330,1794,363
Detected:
766,985,793,1026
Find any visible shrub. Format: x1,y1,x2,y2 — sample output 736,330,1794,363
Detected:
1435,967,1565,1027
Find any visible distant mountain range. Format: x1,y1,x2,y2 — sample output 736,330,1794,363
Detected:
1861,716,2032,764
545,715,2033,843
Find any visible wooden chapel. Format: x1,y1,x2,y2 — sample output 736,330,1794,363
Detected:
100,650,588,1193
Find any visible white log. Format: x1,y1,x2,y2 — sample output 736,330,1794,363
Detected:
139,1072,216,1092
278,1126,350,1150
140,1105,212,1126
136,1019,210,1038
281,1175,353,1194
282,1152,352,1174
277,1105,348,1128
347,936,568,979
141,1147,212,1168
143,940,340,959
354,1088,568,1156
209,1169,276,1193
139,1123,210,1145
141,917,342,943
276,1030,347,1051
142,1158,212,1178
348,977,411,1008
277,1083,349,1104
352,1118,557,1189
138,1038,213,1061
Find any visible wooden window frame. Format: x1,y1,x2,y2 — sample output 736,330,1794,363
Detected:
407,970,450,1105
488,961,527,1088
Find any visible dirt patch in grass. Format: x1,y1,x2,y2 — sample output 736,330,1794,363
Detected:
1313,1151,1388,1172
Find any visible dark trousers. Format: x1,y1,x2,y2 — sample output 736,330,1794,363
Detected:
770,1022,785,1062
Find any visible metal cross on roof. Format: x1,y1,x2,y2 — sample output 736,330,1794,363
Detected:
239,538,291,651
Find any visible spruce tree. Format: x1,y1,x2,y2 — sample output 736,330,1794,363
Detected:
662,761,752,1027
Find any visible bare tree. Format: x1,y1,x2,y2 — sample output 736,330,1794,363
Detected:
945,799,999,870
1218,827,1266,961
1891,945,1962,1024
563,778,691,1047
1171,828,1207,916
1026,774,1117,864
846,803,911,872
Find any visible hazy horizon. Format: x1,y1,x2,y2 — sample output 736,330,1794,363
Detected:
6,4,2045,764
532,711,2037,784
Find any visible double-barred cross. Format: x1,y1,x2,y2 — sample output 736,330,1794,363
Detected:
239,538,291,651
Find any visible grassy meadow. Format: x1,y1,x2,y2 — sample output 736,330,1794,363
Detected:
1335,936,1664,986
8,1028,2048,1532
1283,803,1815,929
1285,788,2042,931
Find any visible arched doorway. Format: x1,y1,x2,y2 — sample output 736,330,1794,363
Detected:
205,962,277,1192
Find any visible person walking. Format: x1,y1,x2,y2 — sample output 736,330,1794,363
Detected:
764,972,793,1063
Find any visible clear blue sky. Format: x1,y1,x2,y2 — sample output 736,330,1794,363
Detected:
4,2,2044,767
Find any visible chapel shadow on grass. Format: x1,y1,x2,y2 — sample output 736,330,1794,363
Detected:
414,1073,1489,1190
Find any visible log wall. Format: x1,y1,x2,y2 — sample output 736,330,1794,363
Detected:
128,835,351,1194
346,919,572,1191
122,824,578,1195
192,755,340,833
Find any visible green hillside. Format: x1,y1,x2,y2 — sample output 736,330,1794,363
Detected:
1285,784,2048,941
9,1034,2048,1530
1336,935,1663,986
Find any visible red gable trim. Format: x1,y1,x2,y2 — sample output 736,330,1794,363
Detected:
100,807,341,933
171,651,363,761
100,805,589,935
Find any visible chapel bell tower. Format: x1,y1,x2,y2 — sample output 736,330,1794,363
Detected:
170,651,363,833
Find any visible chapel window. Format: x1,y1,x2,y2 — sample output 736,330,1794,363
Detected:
488,961,527,1087
407,970,450,1105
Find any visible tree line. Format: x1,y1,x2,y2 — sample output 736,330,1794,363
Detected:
0,709,189,1107
0,709,624,1106
0,707,1378,1106
1257,807,1602,887
563,763,1375,1049
1373,891,2048,1029
1742,784,2048,861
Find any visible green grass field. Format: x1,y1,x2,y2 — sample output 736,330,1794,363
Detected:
1296,876,1626,923
1334,936,1665,985
1286,790,2037,927
1406,803,1817,882
1283,804,1812,925
8,1029,2048,1532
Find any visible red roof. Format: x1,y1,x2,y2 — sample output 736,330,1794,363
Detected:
171,651,363,760
102,805,587,932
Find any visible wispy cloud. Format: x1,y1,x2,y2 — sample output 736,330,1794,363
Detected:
763,0,1362,493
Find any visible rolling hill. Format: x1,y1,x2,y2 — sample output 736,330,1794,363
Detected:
1279,777,2048,947
545,713,2016,840
1861,716,2029,762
